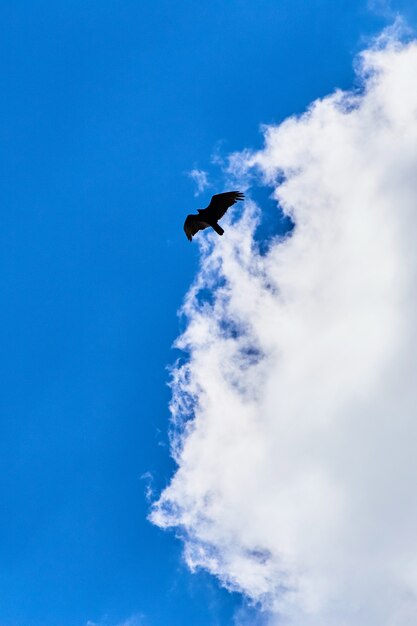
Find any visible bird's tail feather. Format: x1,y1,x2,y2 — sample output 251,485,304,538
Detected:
211,223,224,236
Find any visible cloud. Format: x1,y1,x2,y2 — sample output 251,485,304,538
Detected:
152,32,417,626
188,168,210,196
86,615,143,626
367,0,394,17
141,471,155,502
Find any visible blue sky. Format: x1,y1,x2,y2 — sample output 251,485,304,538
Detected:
1,2,416,625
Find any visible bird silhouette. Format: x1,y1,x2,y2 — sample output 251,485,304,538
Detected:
183,191,244,241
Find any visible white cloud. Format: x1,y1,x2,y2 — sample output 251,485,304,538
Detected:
368,0,393,17
188,168,210,196
152,32,417,626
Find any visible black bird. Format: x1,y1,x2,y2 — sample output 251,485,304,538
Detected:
184,191,245,241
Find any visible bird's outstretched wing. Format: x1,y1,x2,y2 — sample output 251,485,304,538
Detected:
202,191,245,221
184,214,209,241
